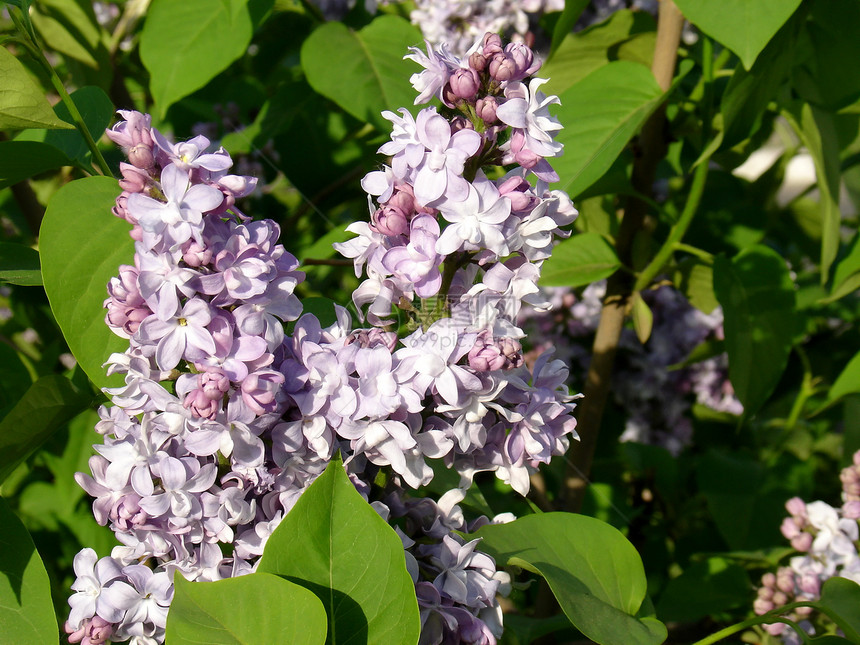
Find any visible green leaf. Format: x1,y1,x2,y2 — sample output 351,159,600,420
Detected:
298,297,341,329
0,498,58,645
673,258,718,314
547,0,590,61
0,243,41,286
257,460,420,645
656,557,751,622
0,141,71,188
542,10,656,96
674,0,803,70
814,577,860,643
717,8,804,149
539,232,620,287
0,344,33,422
470,513,667,645
166,573,328,645
40,175,132,390
828,351,860,405
140,0,254,119
299,224,353,262
30,0,105,69
828,233,860,302
793,0,860,111
631,292,653,344
300,16,423,133
552,61,665,198
0,46,74,130
782,102,841,285
0,374,91,484
713,245,796,416
16,86,113,166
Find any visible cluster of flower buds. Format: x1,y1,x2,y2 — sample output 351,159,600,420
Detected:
753,455,860,641
67,32,582,645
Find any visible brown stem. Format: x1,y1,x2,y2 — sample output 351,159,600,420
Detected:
558,0,684,514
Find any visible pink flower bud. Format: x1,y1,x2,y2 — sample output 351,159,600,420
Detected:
791,531,813,552
489,53,517,82
469,51,488,72
469,330,507,372
388,185,416,214
780,516,801,539
128,143,155,169
449,116,474,132
475,96,498,124
771,590,788,606
758,586,774,601
482,33,503,56
764,623,785,636
776,567,795,593
118,163,148,193
181,240,212,267
504,42,537,80
798,573,820,596
761,572,777,589
844,501,860,518
507,130,542,169
199,370,230,399
183,389,219,419
497,174,537,212
371,205,409,237
753,598,774,615
447,68,481,101
785,496,806,517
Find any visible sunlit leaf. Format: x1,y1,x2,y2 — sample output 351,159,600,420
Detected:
40,176,131,390
258,459,420,645
0,46,74,130
470,513,666,645
539,231,620,287
167,573,328,645
301,16,423,133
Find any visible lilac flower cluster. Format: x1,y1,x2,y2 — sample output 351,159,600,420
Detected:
753,453,860,642
66,33,580,645
522,282,742,455
408,0,565,55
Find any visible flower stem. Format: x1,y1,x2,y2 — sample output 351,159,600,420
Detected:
9,7,113,178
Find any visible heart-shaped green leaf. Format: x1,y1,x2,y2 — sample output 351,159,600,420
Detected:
258,459,420,645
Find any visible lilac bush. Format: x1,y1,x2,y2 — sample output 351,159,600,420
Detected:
66,33,579,645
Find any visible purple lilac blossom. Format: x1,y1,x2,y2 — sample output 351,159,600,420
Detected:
72,31,580,644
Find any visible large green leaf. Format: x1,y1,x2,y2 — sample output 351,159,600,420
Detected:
542,10,656,96
814,578,860,642
16,86,113,167
674,0,803,70
0,242,42,286
672,258,718,315
300,16,423,133
30,0,106,69
166,573,328,645
257,460,420,645
0,141,71,189
0,498,58,645
140,0,254,119
717,7,804,149
539,232,620,287
0,374,91,484
793,0,860,111
713,245,796,416
552,61,664,198
547,0,590,61
470,513,667,645
40,175,131,390
0,46,74,130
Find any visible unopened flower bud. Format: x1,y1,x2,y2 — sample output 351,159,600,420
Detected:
776,567,795,593
449,116,474,132
489,53,517,82
771,590,788,606
798,573,820,596
371,205,409,237
127,143,155,169
761,572,776,588
753,598,774,615
118,163,148,193
447,68,481,101
469,50,488,72
181,240,212,267
791,531,813,552
786,496,806,517
199,370,230,399
183,388,219,419
843,501,860,518
504,42,537,80
482,33,503,56
497,174,536,212
780,516,801,539
475,96,498,124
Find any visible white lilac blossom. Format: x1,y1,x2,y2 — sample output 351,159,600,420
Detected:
753,453,860,642
71,32,579,645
